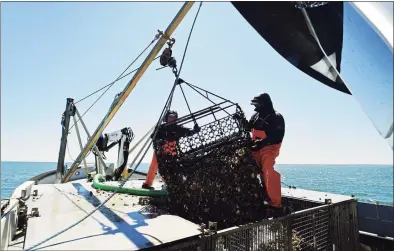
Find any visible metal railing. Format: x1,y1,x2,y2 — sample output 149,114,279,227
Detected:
144,198,359,251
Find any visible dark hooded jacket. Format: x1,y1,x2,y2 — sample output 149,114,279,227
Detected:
246,93,285,147
154,123,197,141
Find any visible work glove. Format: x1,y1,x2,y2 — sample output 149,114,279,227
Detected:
251,139,267,151
233,113,248,125
194,124,201,133
233,113,242,120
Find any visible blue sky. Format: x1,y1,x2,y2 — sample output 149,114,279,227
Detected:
1,2,393,164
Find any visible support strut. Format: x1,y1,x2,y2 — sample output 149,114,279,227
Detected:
55,98,75,184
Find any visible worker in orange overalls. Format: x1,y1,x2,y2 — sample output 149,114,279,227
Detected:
239,93,285,208
142,110,200,189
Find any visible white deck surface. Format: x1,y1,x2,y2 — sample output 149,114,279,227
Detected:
23,179,354,250
282,187,353,204
24,180,201,250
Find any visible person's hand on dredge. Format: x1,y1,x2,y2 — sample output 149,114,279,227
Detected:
251,139,269,151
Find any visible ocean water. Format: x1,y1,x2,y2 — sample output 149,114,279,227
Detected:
1,162,393,205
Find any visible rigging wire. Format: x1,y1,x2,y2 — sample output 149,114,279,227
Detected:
25,5,203,251
74,55,161,105
66,143,75,162
68,43,161,132
65,136,93,166
75,39,159,105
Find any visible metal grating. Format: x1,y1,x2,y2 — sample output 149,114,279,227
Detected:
145,200,359,251
292,206,330,250
283,197,322,212
212,219,291,251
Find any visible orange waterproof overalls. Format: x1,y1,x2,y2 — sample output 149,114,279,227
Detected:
144,141,177,186
252,129,282,208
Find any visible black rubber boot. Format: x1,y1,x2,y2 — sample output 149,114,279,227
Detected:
142,183,154,190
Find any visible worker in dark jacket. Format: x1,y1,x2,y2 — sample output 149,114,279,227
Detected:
237,93,285,208
142,110,200,189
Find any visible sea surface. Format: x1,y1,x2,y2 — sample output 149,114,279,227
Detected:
1,162,393,205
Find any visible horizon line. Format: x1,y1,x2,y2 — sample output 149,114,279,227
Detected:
1,160,393,166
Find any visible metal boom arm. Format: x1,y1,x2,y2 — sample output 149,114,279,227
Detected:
62,2,195,183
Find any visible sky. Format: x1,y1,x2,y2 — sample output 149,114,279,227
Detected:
1,2,393,165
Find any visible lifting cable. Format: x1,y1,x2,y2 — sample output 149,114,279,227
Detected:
177,79,233,116
25,4,203,251
159,2,203,128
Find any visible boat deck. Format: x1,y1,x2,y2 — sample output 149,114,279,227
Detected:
23,180,201,250
282,186,352,204
18,179,354,250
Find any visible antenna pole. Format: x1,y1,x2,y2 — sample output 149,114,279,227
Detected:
62,2,195,183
